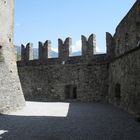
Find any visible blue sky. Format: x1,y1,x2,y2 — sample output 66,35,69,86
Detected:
14,0,136,52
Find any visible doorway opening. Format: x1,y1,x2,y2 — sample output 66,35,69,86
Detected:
115,83,121,99
65,85,77,99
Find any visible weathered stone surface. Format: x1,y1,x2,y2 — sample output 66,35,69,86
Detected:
113,0,140,56
108,0,140,114
17,0,140,116
38,41,44,61
18,54,108,102
0,0,25,113
44,40,51,58
81,34,96,59
21,43,33,61
108,48,140,114
0,0,139,117
106,32,115,58
38,40,51,61
58,37,72,61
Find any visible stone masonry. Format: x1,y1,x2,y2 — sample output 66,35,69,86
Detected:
17,0,140,115
0,0,25,113
0,0,139,116
107,0,140,115
18,34,109,102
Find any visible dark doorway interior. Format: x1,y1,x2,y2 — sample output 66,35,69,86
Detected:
65,85,77,99
115,83,121,99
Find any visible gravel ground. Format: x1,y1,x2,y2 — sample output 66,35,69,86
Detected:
0,101,140,140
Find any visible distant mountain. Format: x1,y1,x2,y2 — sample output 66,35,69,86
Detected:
15,46,102,60
32,48,38,59
71,51,104,56
32,48,58,59
50,51,58,58
14,45,58,60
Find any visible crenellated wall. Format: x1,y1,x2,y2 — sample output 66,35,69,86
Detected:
15,0,140,115
106,0,140,57
58,37,72,61
19,34,96,63
38,40,51,61
17,34,109,101
82,34,96,59
21,43,33,61
106,0,140,115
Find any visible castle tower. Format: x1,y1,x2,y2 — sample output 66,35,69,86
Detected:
0,0,25,113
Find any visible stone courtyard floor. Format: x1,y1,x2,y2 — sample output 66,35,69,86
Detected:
0,101,140,140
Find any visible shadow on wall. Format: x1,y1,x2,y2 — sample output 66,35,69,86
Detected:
0,102,140,140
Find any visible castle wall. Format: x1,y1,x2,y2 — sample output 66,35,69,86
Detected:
11,0,139,115
0,0,25,113
108,47,140,114
113,0,140,56
17,55,108,101
108,0,140,114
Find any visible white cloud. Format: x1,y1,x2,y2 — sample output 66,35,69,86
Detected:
51,40,104,54
72,40,81,52
51,40,82,53
96,46,100,53
72,40,101,53
51,47,58,52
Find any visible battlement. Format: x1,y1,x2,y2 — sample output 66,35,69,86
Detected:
39,40,51,61
81,34,96,58
21,43,33,61
58,37,72,60
109,0,140,57
16,0,140,116
18,34,108,66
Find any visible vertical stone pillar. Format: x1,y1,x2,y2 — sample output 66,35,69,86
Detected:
106,32,115,58
21,43,33,61
38,41,44,61
81,34,96,59
39,41,51,61
44,40,51,59
26,43,33,61
58,37,72,61
0,0,25,113
21,44,26,61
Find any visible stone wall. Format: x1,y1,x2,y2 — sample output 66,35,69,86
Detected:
0,0,25,113
17,33,109,102
114,0,140,56
108,0,140,114
13,0,140,116
108,47,140,114
17,54,108,102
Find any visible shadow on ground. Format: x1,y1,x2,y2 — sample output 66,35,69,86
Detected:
0,102,140,140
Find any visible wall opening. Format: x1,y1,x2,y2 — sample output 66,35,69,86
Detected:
65,85,77,99
115,83,121,99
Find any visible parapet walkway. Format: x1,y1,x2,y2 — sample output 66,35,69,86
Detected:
0,102,140,140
